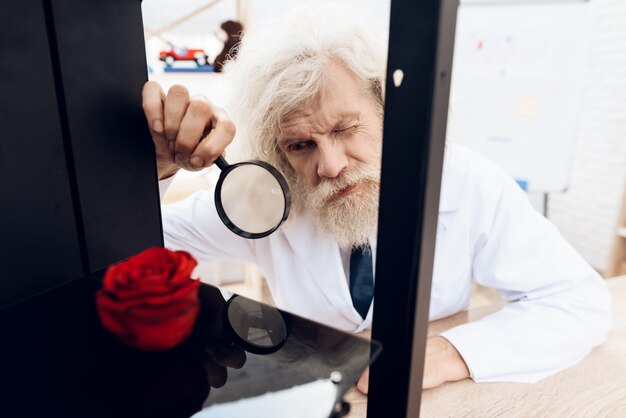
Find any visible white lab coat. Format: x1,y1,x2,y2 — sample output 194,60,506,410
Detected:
161,144,611,383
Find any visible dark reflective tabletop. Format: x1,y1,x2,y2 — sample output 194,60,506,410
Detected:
0,277,380,418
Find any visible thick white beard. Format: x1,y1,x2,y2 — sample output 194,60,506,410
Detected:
290,162,380,250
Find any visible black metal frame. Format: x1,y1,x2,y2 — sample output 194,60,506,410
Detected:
368,0,459,416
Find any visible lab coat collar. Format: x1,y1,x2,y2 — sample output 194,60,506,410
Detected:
281,212,365,326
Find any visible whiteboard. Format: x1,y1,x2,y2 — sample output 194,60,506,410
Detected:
447,0,592,192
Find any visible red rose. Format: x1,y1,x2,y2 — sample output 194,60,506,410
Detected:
96,247,201,351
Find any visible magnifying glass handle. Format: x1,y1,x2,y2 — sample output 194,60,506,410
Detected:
215,155,229,171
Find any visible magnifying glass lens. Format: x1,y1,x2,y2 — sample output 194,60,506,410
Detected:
226,296,288,353
219,164,287,235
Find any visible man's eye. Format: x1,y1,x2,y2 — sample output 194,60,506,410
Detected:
333,125,358,136
289,141,310,152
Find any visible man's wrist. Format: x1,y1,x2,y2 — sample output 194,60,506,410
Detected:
438,336,470,381
158,163,179,181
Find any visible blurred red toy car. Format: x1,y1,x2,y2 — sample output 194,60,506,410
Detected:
159,47,209,66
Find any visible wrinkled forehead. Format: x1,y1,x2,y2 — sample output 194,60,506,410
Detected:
279,107,362,140
279,94,368,140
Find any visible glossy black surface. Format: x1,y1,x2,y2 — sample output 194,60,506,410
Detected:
0,0,162,308
0,277,378,418
49,0,163,273
0,0,84,307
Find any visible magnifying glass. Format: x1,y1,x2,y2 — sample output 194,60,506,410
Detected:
223,295,292,355
213,156,291,239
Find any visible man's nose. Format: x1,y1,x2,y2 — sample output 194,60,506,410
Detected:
316,142,349,179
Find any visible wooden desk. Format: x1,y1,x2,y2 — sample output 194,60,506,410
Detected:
345,276,626,417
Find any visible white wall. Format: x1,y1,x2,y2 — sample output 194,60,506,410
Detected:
548,0,626,274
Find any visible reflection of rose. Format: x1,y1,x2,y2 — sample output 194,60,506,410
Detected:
96,247,201,351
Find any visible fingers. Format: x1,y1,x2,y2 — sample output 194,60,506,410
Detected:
203,357,228,388
188,111,236,170
143,82,235,172
203,340,246,388
164,84,190,145
142,81,166,144
208,340,247,369
177,96,236,170
174,95,213,170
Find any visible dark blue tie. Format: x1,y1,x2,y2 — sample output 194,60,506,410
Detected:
349,245,374,318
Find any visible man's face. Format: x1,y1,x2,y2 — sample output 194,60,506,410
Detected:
277,61,383,249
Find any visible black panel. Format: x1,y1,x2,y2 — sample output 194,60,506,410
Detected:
49,0,163,273
1,279,377,417
0,1,84,307
368,0,457,416
0,277,96,416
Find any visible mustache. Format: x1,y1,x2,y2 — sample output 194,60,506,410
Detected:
309,164,381,207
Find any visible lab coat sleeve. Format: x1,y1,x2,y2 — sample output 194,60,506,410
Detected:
440,166,612,383
159,179,257,263
158,176,175,201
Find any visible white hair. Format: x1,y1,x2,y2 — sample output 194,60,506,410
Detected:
223,1,389,176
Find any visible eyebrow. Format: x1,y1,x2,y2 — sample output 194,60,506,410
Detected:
278,113,361,145
333,114,360,129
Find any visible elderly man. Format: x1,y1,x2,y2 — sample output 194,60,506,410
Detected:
142,4,610,392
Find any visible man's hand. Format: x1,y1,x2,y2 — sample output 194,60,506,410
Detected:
357,367,369,394
422,336,470,389
355,336,469,394
142,81,236,180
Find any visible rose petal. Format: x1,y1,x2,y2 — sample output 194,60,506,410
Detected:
95,247,201,351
